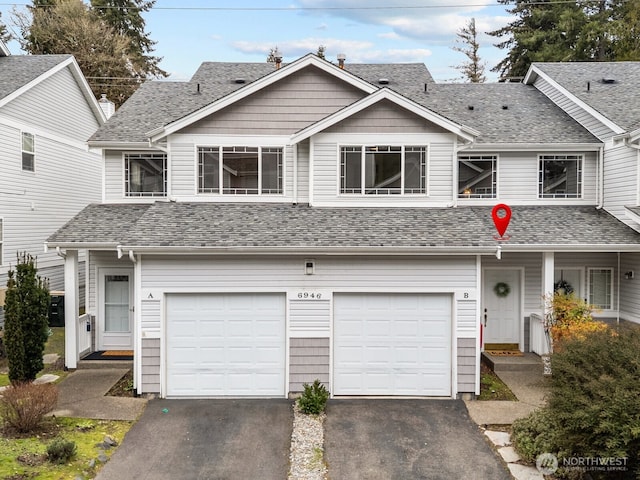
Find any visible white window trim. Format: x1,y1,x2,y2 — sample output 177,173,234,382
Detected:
538,154,584,199
124,152,167,198
587,267,614,311
337,143,429,196
457,154,498,199
195,145,286,196
21,131,36,173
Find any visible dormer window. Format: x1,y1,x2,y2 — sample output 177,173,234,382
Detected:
125,153,167,197
458,155,497,199
538,154,583,199
339,145,427,195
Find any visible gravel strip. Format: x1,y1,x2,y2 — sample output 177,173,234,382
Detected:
288,403,327,480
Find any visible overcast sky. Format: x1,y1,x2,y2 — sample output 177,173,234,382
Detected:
0,0,512,82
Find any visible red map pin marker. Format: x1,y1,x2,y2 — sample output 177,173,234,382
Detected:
492,203,512,239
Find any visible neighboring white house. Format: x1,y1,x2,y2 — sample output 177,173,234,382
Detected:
47,54,640,399
0,41,104,322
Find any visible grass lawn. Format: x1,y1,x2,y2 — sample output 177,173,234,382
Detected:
1,327,137,478
478,363,518,401
0,417,133,480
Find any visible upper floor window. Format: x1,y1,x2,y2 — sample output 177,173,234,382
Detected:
458,155,497,198
539,155,582,198
21,132,35,172
198,146,283,195
125,153,166,197
588,268,613,310
340,145,427,195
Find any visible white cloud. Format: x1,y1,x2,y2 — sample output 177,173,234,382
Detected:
378,31,400,40
316,22,328,31
231,37,374,59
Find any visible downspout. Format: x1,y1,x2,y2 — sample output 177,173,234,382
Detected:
129,250,137,264
597,145,604,209
293,144,298,204
56,246,67,259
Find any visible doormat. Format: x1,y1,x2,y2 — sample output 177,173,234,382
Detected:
83,351,133,360
485,350,524,357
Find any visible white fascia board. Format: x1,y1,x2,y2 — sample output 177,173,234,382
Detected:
628,128,640,145
87,141,157,150
526,65,625,135
147,55,378,143
459,142,603,152
625,206,640,225
290,88,478,144
503,244,640,253
67,56,107,124
45,241,120,251
0,39,10,56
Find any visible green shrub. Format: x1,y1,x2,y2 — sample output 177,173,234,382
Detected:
297,380,329,415
47,438,77,464
512,407,558,463
548,325,640,478
0,382,58,433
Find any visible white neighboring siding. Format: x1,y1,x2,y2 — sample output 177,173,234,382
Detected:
310,132,456,207
534,77,616,141
620,252,640,323
170,142,194,196
0,123,101,270
1,65,100,141
296,139,310,203
290,299,330,337
103,151,124,201
603,144,638,227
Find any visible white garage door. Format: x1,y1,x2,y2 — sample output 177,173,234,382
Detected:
166,293,285,397
334,293,452,396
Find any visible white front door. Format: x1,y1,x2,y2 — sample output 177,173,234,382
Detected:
483,269,521,345
98,269,134,350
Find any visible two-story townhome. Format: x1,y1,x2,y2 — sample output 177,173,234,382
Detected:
0,42,104,323
47,54,640,399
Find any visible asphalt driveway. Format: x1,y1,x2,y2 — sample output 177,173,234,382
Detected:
95,398,292,480
325,399,512,480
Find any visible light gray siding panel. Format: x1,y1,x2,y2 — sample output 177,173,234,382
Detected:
170,142,195,196
296,139,310,203
2,66,100,141
620,253,640,323
457,300,477,334
141,299,161,337
603,144,638,226
290,299,330,336
180,66,366,135
325,99,449,134
457,337,476,394
534,77,615,140
141,337,160,394
104,151,124,201
289,337,329,393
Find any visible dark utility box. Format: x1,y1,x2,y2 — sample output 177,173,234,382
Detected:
48,292,65,327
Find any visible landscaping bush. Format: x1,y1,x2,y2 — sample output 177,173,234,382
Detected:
511,407,558,463
0,382,58,433
47,438,77,464
297,380,329,415
548,325,640,478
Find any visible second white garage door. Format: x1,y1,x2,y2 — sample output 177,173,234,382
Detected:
334,293,452,396
166,293,285,397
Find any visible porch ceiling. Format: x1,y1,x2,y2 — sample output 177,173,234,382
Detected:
46,203,640,253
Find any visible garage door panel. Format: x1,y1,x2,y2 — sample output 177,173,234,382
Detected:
334,293,451,396
167,293,285,397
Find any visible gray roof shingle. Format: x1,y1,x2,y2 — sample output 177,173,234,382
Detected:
0,54,72,101
89,58,599,146
533,62,640,132
47,203,640,250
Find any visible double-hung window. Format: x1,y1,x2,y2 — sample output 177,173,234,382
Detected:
340,145,427,195
125,153,167,197
198,146,283,195
538,154,583,198
588,268,613,310
458,155,497,198
22,132,35,172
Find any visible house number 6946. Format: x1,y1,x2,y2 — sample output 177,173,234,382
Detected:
297,292,322,299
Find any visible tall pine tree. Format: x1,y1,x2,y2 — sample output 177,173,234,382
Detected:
4,253,50,384
452,18,486,83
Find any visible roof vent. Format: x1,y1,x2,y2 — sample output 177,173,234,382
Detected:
468,105,474,111
234,78,246,84
602,77,616,84
337,53,346,69
378,78,389,85
502,105,509,110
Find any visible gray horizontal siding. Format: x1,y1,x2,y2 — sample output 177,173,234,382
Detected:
289,337,330,393
140,337,160,394
457,337,476,394
620,253,640,323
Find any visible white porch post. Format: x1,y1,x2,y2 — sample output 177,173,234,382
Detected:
64,250,79,369
542,251,555,313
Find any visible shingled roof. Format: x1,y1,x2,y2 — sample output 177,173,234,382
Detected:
532,62,640,133
0,54,72,102
47,203,640,251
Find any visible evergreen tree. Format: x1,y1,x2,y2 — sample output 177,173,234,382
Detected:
91,0,167,79
452,18,486,83
0,12,11,43
4,253,50,384
316,45,326,60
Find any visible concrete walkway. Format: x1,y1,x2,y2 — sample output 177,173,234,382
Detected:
51,368,147,421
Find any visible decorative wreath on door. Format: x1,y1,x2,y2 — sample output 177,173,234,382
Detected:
494,282,511,297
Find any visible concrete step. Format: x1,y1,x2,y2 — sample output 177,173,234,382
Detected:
77,359,133,370
482,352,543,373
